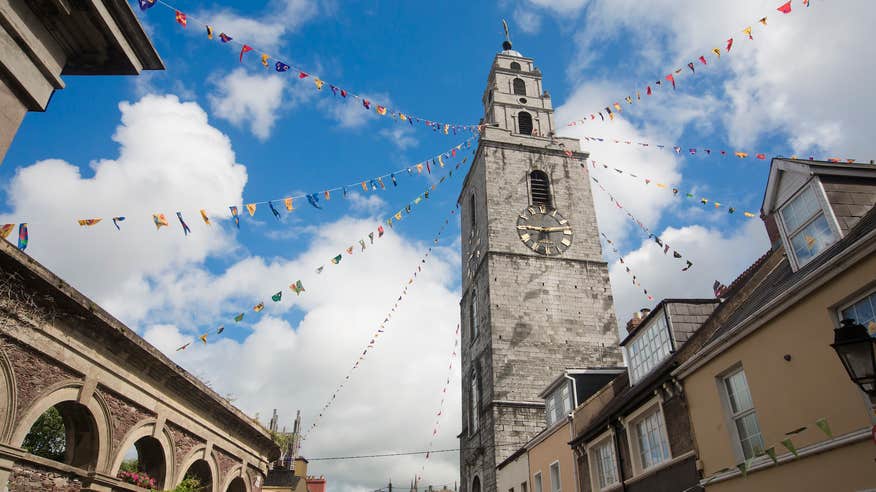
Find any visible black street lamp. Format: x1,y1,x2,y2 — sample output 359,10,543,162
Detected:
831,319,876,398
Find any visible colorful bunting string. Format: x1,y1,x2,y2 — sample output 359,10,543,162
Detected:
579,135,870,167
680,414,833,491
586,159,758,219
47,138,474,234
175,148,473,353
1,224,29,251
590,176,694,271
142,0,479,135
565,0,809,127
600,232,654,302
416,323,460,482
302,207,459,440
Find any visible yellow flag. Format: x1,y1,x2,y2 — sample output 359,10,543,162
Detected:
246,203,257,216
394,212,403,221
438,156,445,167
361,181,368,191
712,48,721,58
200,209,211,225
399,113,407,121
0,224,14,239
416,163,423,174
743,26,753,39
314,78,325,90
759,17,767,25
199,333,208,344
253,302,265,312
284,198,294,211
655,183,667,189
261,54,269,67
743,212,756,218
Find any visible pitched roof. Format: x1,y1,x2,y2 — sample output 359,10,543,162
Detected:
708,203,876,344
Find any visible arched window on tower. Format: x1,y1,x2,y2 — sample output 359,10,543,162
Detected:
518,111,533,136
513,78,526,96
469,194,476,238
510,61,521,71
470,289,478,340
469,367,480,435
530,170,553,208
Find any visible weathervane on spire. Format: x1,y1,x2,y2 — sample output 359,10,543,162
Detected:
502,19,513,50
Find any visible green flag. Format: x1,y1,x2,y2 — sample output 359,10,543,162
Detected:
234,313,244,322
764,447,778,465
815,417,833,438
781,438,798,457
272,291,282,302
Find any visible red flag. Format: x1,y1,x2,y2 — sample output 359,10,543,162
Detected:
239,45,253,62
298,72,309,79
726,38,734,52
175,11,187,27
665,74,676,90
699,55,707,65
777,1,792,13
756,153,766,160
646,86,652,95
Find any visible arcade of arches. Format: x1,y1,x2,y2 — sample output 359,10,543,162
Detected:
0,240,279,491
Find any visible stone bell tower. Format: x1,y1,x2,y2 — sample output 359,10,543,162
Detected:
457,29,622,492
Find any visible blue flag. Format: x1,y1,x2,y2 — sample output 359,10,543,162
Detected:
275,61,290,72
112,216,126,230
268,201,281,220
307,194,322,209
176,212,191,236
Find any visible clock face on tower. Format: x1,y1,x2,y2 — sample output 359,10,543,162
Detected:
516,205,573,256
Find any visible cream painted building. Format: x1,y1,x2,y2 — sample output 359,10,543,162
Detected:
675,158,876,490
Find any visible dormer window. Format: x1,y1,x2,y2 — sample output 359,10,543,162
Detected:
779,183,839,268
510,61,521,71
545,381,571,426
626,310,672,384
513,78,526,96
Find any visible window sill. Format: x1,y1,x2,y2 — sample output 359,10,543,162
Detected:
624,450,695,486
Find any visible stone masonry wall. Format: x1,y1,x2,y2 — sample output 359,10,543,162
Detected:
7,462,82,492
99,385,155,459
0,334,82,419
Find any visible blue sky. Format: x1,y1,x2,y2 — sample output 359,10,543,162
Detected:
2,0,873,490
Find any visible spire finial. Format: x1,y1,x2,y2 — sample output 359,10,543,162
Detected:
502,19,512,50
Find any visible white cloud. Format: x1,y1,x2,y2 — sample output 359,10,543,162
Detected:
0,94,247,324
379,125,419,150
195,0,319,52
208,68,291,140
142,218,463,491
513,8,543,34
608,218,769,330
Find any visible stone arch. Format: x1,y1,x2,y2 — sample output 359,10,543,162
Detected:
529,170,553,208
221,466,251,492
471,475,481,492
518,111,533,136
0,349,16,443
510,61,521,71
512,78,526,96
11,381,112,473
110,420,175,490
177,445,219,492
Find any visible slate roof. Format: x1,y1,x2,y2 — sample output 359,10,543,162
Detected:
707,204,876,343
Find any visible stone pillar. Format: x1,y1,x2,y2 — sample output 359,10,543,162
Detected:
0,78,26,163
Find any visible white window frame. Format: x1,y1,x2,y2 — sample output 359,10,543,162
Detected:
624,397,672,475
533,472,543,492
520,481,528,492
549,461,561,492
586,430,620,491
776,179,842,271
717,366,765,461
625,311,673,384
837,286,876,336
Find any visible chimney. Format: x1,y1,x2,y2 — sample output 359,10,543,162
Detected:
626,308,650,333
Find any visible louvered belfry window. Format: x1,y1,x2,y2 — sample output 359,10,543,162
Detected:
530,170,552,208
513,78,526,95
518,111,533,135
